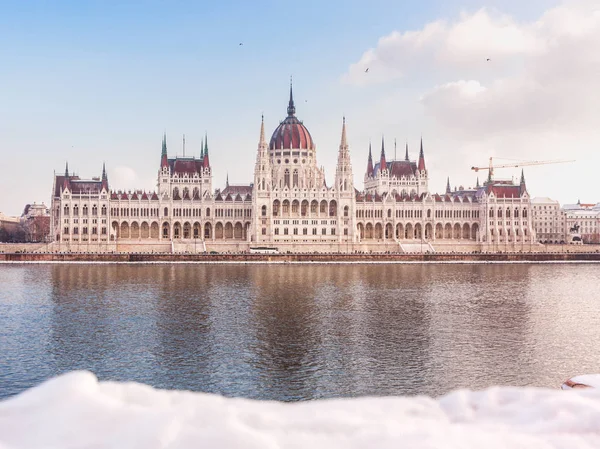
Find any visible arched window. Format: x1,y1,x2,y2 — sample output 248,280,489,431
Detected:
293,169,299,188
498,209,502,218
173,187,180,199
489,209,494,218
523,208,528,218
82,205,88,215
73,205,79,215
427,209,431,218
261,205,267,216
387,209,392,218
506,208,511,218
344,206,349,217
183,187,190,199
206,208,211,217
63,205,70,215
92,205,98,216
164,207,169,216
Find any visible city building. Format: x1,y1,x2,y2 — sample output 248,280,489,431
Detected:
532,197,565,243
50,83,537,253
562,202,600,244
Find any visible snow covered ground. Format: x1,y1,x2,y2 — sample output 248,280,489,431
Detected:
2,371,600,449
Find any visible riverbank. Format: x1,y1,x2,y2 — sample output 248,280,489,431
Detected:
2,251,600,263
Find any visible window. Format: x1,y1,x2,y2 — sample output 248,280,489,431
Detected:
275,228,279,235
303,228,307,235
312,228,317,235
262,228,266,235
101,227,107,235
331,228,336,235
73,227,79,235
284,228,289,235
261,205,267,216
322,228,326,235
344,228,348,235
293,228,298,235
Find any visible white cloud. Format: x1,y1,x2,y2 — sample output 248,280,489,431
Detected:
110,166,155,193
344,1,600,203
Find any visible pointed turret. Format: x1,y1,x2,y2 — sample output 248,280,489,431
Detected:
520,169,526,194
380,136,387,172
476,177,480,188
367,142,374,176
446,177,451,194
101,162,108,190
259,114,267,148
226,172,229,188
62,162,70,191
405,142,409,161
160,132,168,168
339,116,348,149
202,132,210,169
287,77,296,117
200,136,205,158
417,137,426,172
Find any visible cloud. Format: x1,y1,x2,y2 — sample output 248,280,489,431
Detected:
343,1,600,202
110,166,155,193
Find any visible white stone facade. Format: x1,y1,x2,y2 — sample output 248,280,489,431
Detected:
50,87,538,253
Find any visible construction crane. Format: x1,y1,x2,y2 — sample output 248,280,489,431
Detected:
471,157,575,178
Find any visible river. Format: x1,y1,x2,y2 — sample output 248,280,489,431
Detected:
1,263,599,400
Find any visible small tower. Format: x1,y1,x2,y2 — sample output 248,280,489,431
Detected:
418,137,426,172
101,162,109,191
380,136,387,172
405,142,409,161
366,143,374,177
446,177,451,194
335,117,353,193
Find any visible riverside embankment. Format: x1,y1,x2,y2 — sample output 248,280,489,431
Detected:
2,252,600,263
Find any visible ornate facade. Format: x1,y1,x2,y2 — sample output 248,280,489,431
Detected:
50,84,537,253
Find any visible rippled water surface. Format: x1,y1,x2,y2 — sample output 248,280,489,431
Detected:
1,263,600,401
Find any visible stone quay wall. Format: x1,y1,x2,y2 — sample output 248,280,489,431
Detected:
2,252,600,263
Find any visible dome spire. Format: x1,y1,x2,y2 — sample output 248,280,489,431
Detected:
287,76,296,117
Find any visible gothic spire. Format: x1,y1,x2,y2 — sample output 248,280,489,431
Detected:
520,169,526,185
287,77,296,117
102,162,106,180
259,114,266,147
476,176,480,188
417,136,426,172
380,136,387,171
161,132,167,157
446,177,451,194
367,142,374,176
204,132,208,156
226,172,229,188
64,161,69,177
405,142,409,161
339,116,348,149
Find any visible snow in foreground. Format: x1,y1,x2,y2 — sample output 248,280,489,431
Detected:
1,371,600,449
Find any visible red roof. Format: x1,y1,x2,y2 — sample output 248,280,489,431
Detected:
221,185,253,197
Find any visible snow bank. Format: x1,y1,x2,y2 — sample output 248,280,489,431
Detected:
2,371,600,449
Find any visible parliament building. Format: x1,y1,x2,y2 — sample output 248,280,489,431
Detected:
50,84,536,253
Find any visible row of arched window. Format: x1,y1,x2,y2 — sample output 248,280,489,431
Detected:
63,205,107,216
489,208,528,218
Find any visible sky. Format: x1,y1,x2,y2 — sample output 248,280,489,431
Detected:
1,0,598,216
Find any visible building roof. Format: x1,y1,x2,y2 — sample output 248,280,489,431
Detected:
269,83,315,150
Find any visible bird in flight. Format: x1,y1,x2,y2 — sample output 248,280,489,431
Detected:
239,43,243,46
486,58,490,61
365,68,369,73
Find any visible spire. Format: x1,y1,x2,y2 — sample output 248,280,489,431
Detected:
380,136,387,171
259,114,266,147
339,116,348,149
182,134,186,157
287,76,296,117
226,172,229,188
202,132,210,169
367,142,374,176
417,136,426,172
446,177,451,194
487,169,492,184
476,176,480,188
520,169,526,185
101,162,108,190
160,132,169,168
64,161,69,177
405,142,409,161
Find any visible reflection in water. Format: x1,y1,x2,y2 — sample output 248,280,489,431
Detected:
1,263,600,400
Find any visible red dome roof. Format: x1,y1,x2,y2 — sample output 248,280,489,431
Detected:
269,83,315,150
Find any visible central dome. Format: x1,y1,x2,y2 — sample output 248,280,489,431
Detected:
269,84,315,150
